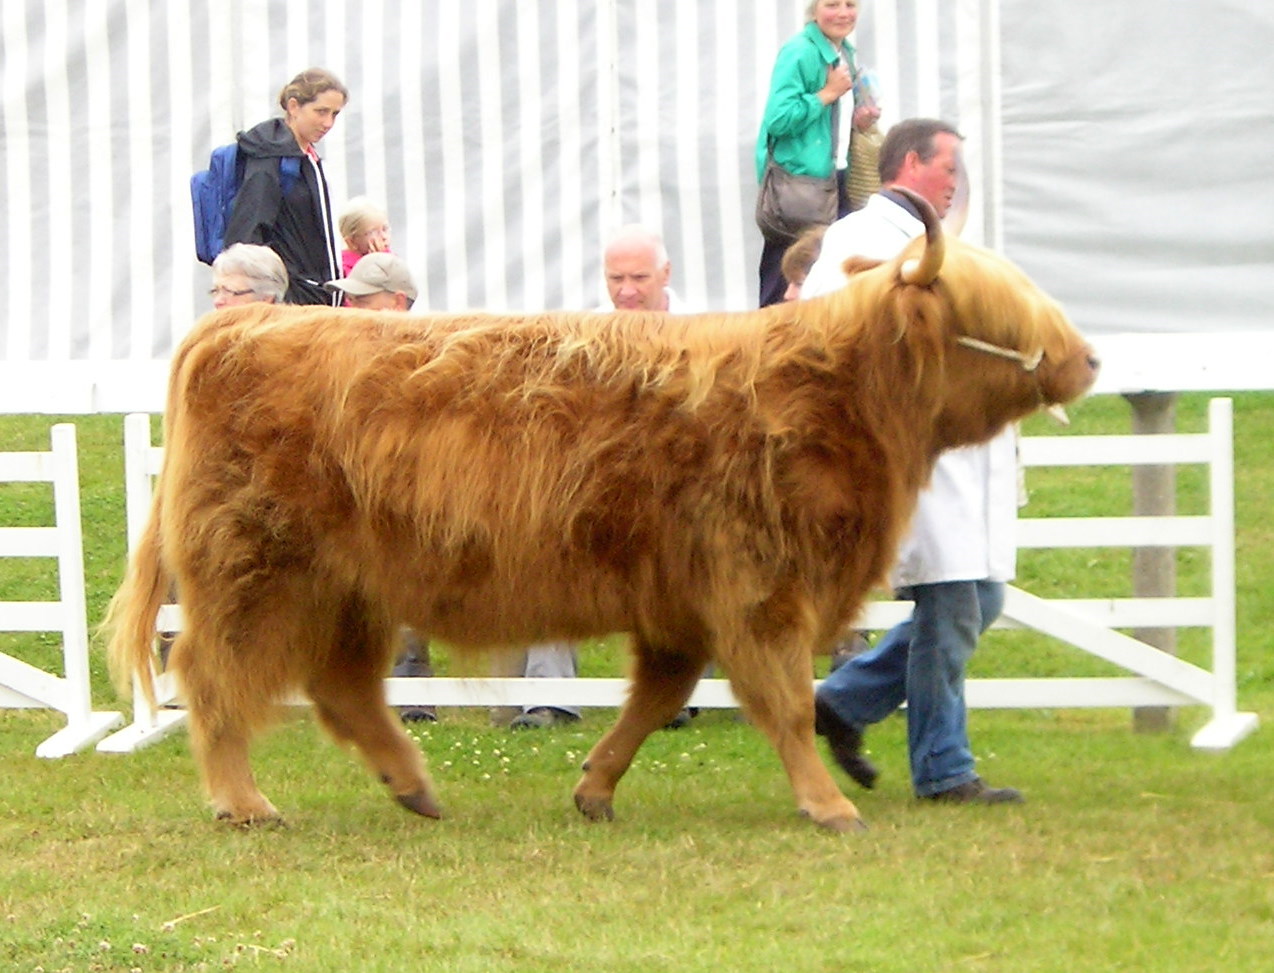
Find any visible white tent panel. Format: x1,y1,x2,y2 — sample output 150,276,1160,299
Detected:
2,0,1272,411
999,0,1274,336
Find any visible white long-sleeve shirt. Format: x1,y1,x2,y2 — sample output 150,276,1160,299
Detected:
803,192,1018,586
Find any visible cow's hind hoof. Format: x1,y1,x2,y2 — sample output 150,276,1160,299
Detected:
396,789,444,820
575,794,615,822
214,809,286,829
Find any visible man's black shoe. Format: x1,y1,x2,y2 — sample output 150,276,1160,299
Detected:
814,696,878,789
399,706,438,724
923,777,1024,804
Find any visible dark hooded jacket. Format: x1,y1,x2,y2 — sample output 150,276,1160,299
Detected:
223,118,339,306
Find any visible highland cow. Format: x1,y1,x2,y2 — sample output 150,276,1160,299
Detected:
106,195,1098,831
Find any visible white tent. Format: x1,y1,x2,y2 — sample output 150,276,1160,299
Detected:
2,0,1272,412
999,0,1274,392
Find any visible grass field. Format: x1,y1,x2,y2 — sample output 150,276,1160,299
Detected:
1,394,1271,972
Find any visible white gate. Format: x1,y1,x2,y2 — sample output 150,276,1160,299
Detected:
95,414,186,754
0,424,121,756
97,401,1258,753
983,397,1258,749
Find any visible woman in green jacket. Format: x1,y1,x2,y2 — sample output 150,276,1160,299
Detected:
755,0,878,306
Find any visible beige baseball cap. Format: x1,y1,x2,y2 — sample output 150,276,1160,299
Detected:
324,252,418,301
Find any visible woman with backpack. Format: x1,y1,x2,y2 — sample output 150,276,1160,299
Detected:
223,67,348,306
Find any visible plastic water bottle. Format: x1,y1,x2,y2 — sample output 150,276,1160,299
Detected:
853,68,880,109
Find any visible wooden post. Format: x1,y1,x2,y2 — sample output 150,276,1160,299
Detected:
1122,391,1179,732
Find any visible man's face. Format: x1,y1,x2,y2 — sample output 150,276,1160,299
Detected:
605,242,671,311
900,133,962,217
345,290,407,311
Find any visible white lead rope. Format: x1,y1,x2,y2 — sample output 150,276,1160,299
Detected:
955,335,1044,372
954,335,1070,424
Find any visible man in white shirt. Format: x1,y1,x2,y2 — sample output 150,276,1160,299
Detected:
326,253,436,723
604,224,702,728
324,251,417,311
513,225,694,729
803,118,1024,805
601,224,688,312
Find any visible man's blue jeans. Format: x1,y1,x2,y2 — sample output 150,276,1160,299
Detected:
816,580,1005,797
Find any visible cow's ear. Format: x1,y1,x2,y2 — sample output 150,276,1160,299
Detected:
840,256,883,278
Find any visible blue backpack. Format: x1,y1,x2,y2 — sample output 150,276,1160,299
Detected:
191,143,301,264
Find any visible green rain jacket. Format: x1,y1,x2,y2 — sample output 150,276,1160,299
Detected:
755,22,857,182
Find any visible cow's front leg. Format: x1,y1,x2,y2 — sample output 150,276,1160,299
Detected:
719,632,866,833
573,640,705,822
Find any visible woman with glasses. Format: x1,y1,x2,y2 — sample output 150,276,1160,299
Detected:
209,243,290,308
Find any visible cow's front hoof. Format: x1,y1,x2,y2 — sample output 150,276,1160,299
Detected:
799,805,867,833
574,793,615,822
819,813,868,834
396,788,444,820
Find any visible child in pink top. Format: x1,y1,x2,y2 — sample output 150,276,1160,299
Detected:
337,196,392,277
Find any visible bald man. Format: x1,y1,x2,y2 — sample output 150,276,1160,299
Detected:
512,225,696,731
601,225,688,312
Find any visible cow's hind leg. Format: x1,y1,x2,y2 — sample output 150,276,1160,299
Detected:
306,596,442,820
191,718,280,826
174,626,284,826
718,630,865,833
574,638,705,823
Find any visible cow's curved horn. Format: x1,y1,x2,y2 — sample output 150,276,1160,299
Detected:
896,187,944,286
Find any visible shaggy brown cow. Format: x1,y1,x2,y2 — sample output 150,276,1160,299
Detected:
106,196,1097,832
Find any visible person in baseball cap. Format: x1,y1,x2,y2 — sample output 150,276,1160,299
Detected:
324,251,418,310
324,249,430,721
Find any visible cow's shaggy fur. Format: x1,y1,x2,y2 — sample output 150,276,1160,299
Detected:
106,211,1097,831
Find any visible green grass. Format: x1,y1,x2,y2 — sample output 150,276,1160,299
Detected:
2,395,1272,972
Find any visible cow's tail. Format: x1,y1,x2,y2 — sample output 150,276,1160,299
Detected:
101,491,169,710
